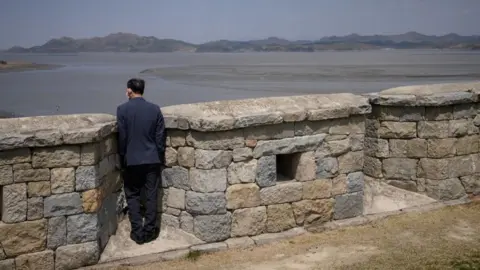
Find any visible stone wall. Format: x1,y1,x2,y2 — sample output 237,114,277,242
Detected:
0,115,122,270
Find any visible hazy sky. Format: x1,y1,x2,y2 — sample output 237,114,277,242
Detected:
1,0,479,48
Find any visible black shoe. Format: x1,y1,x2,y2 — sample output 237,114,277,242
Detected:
144,227,160,243
130,232,144,245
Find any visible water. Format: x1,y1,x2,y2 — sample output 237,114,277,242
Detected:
1,50,480,117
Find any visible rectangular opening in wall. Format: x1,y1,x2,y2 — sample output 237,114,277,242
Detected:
276,154,298,181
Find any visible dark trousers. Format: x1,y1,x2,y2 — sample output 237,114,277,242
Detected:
124,164,160,238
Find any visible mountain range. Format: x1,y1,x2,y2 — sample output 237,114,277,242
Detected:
5,32,480,53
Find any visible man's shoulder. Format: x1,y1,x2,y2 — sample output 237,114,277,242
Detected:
116,102,129,113
145,100,161,112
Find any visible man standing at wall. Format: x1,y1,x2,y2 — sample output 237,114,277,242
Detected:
117,78,166,245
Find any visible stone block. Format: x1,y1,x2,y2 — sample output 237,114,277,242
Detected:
13,169,50,183
226,183,261,209
44,193,83,217
363,156,383,178
382,158,417,180
231,206,267,237
81,188,102,213
460,175,480,195
0,165,13,185
186,130,244,150
425,106,453,121
295,120,330,136
177,147,195,168
32,146,80,168
162,166,189,189
329,116,365,135
334,192,363,220
225,237,255,249
66,213,99,244
189,168,227,192
418,155,475,180
377,121,417,139
190,242,227,253
234,112,283,129
332,174,347,196
28,181,51,197
427,138,456,158
232,147,253,162
245,139,257,148
244,123,294,140
292,199,334,225
160,214,179,229
316,157,339,178
228,159,257,184
302,179,332,200
291,152,316,181
13,163,32,171
456,135,480,155
166,187,185,210
170,130,186,147
27,197,44,221
0,148,31,166
165,207,181,216
194,149,232,169
266,204,296,233
253,134,326,158
347,172,364,193
50,168,75,194
102,135,117,156
389,139,427,158
260,182,302,205
364,138,389,158
80,143,102,166
55,241,99,270
365,119,380,138
47,216,67,249
185,191,226,215
449,119,479,137
193,213,232,242
165,147,177,167
256,155,276,187
15,250,55,270
453,103,477,119
372,106,424,121
350,134,364,151
0,219,46,257
180,211,194,234
337,151,363,174
417,121,449,138
75,166,101,191
2,183,27,223
425,178,467,201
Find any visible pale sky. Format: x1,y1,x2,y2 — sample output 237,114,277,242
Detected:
0,0,479,49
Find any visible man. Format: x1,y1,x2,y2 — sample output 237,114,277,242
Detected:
117,78,166,245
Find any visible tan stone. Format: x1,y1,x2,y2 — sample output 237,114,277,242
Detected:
456,135,480,155
245,139,257,148
350,134,364,151
377,121,416,139
50,168,75,194
292,199,334,225
13,163,32,171
449,119,479,137
427,138,456,158
295,120,330,136
383,158,417,180
389,139,427,158
244,123,294,140
27,181,51,197
165,147,178,167
2,183,27,223
80,143,102,166
363,156,383,178
231,206,267,237
291,152,316,181
329,116,365,135
418,155,475,180
227,159,257,184
15,250,54,270
32,146,80,168
266,204,296,233
82,188,103,213
170,130,186,147
14,169,50,183
177,147,195,167
226,183,261,209
337,151,363,174
0,165,13,185
260,182,303,205
372,105,424,121
332,174,347,195
0,148,31,166
166,187,185,210
425,178,467,201
186,130,244,150
0,219,47,257
303,179,332,200
417,121,449,138
364,138,389,158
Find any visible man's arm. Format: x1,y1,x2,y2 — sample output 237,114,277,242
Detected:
116,106,127,168
155,107,166,165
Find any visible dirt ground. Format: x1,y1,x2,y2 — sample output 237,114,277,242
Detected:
112,201,480,270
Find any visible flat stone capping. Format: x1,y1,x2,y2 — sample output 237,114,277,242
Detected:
0,114,116,150
366,81,480,106
161,93,371,131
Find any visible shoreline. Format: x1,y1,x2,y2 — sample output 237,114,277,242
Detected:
0,61,63,73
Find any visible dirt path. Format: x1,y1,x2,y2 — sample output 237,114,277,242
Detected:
110,202,480,270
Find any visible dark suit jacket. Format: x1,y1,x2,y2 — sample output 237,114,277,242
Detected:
116,97,166,167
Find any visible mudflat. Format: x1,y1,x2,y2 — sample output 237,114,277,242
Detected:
0,60,61,73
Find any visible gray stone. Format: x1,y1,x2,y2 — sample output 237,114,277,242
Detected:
2,183,27,223
51,168,75,194
0,165,13,185
225,237,255,249
460,175,480,195
232,147,253,162
13,163,32,170
387,180,418,192
338,151,363,174
417,121,449,138
295,120,330,136
363,156,383,178
186,130,244,150
15,250,55,270
334,192,363,220
377,121,417,139
418,155,475,180
162,166,189,189
195,149,232,169
455,135,480,155
13,168,50,183
253,134,326,158
75,166,100,191
323,139,352,157
0,148,31,166
231,206,267,237
256,155,276,187
234,112,283,129
251,227,307,246
189,168,227,192
166,187,185,210
160,214,179,229
383,158,418,180
364,138,389,158
44,193,83,217
180,211,194,234
260,182,303,205
27,197,44,221
372,105,425,121
316,157,339,178
329,116,365,135
228,159,257,184
0,259,14,270
389,139,427,158
449,119,479,137
266,204,296,233
47,216,67,249
350,134,364,151
244,123,294,140
165,207,181,216
32,146,80,168
67,213,99,244
170,130,186,147
55,242,99,270
425,178,467,201
427,138,456,158
453,103,477,119
190,242,228,253
347,172,364,193
177,147,195,168
193,213,232,242
226,183,261,209
165,147,178,167
425,106,453,121
80,143,102,166
186,191,226,215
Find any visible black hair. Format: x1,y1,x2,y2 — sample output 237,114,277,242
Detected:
127,78,145,95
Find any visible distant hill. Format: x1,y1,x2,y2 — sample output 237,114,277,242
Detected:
6,32,480,53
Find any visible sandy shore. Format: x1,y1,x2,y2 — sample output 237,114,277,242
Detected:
0,60,62,73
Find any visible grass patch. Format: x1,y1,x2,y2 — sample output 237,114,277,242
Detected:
450,251,480,270
185,250,202,261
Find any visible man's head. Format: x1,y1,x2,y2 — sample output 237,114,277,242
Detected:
126,78,145,99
